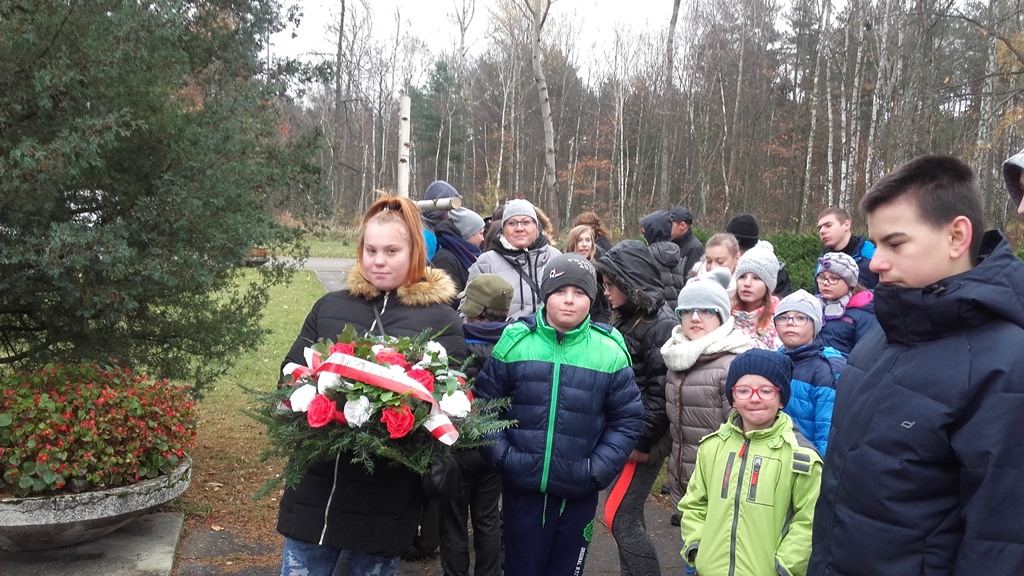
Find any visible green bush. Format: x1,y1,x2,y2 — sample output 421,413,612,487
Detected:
767,232,825,292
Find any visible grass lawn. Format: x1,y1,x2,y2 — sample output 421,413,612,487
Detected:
172,268,326,567
304,237,356,259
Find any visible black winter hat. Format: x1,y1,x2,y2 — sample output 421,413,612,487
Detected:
541,253,598,303
726,214,760,250
725,349,793,407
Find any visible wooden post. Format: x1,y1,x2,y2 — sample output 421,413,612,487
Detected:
397,95,411,198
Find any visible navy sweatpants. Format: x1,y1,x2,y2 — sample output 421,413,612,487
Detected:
501,487,598,576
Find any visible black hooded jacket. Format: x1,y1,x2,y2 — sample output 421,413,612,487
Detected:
596,240,677,457
640,211,688,309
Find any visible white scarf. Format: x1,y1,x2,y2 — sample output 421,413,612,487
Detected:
660,317,756,372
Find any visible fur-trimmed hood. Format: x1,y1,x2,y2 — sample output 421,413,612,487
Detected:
595,240,665,315
345,266,457,307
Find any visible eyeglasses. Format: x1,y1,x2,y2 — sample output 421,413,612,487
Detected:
504,219,535,229
678,308,718,320
816,275,842,286
732,385,780,401
774,314,810,326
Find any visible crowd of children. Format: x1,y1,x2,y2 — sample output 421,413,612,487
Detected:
277,148,1024,576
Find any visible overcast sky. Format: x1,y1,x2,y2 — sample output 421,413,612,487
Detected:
270,0,679,64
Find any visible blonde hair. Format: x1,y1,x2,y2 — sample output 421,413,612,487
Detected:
705,233,740,259
357,194,427,287
564,225,596,260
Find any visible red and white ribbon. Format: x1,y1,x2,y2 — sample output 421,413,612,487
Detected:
283,349,459,445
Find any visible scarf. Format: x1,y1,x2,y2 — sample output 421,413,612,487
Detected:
819,293,852,322
437,233,481,270
661,316,756,372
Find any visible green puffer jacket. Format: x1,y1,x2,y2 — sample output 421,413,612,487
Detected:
679,411,822,576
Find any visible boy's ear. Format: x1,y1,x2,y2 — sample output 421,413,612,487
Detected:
948,216,973,261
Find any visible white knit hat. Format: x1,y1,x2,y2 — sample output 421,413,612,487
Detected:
675,268,733,324
735,246,780,294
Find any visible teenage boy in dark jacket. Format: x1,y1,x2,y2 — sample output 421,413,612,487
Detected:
475,253,644,576
809,155,1024,575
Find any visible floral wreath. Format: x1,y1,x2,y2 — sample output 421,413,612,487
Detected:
246,325,510,492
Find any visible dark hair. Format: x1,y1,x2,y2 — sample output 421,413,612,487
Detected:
474,307,508,322
860,155,984,262
817,207,851,223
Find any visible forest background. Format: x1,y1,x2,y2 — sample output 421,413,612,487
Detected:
280,0,1024,241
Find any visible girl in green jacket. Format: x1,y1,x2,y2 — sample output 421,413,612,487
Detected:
679,349,822,576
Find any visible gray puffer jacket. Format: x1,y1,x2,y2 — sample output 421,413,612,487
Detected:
467,235,561,320
660,319,755,505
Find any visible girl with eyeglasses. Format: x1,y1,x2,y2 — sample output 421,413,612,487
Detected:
678,349,821,576
815,252,880,356
772,290,847,456
660,268,756,529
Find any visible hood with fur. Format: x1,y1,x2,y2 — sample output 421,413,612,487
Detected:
345,266,457,307
595,240,666,315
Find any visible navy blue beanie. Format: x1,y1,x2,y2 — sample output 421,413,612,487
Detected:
725,349,793,407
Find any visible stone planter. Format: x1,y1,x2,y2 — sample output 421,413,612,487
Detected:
0,456,191,552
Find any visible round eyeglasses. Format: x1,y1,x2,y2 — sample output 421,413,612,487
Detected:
816,275,842,286
732,385,780,401
678,308,718,320
774,314,811,327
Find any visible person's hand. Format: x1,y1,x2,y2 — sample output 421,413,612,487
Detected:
628,450,650,463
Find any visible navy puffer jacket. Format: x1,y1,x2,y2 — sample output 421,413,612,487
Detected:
474,313,644,500
809,231,1024,575
780,340,845,455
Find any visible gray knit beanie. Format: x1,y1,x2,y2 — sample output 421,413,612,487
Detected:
817,252,859,288
774,289,824,337
675,268,732,324
501,199,538,227
449,208,485,239
735,247,780,294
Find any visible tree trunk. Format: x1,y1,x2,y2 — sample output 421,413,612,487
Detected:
659,0,682,207
526,0,559,234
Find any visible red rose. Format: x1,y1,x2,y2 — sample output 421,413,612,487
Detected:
307,394,337,428
375,350,409,369
329,342,355,356
380,404,415,438
406,368,435,392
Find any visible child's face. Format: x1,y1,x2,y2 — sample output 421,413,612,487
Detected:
704,245,737,273
736,273,767,306
774,313,814,349
602,280,627,309
544,286,591,332
868,198,971,288
732,374,782,433
681,308,722,340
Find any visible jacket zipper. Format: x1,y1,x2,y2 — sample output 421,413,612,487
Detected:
540,340,563,493
728,439,751,576
318,452,343,545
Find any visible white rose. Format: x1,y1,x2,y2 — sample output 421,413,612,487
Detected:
439,390,471,418
426,341,448,362
288,384,318,412
414,353,432,369
343,395,373,427
317,371,345,394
